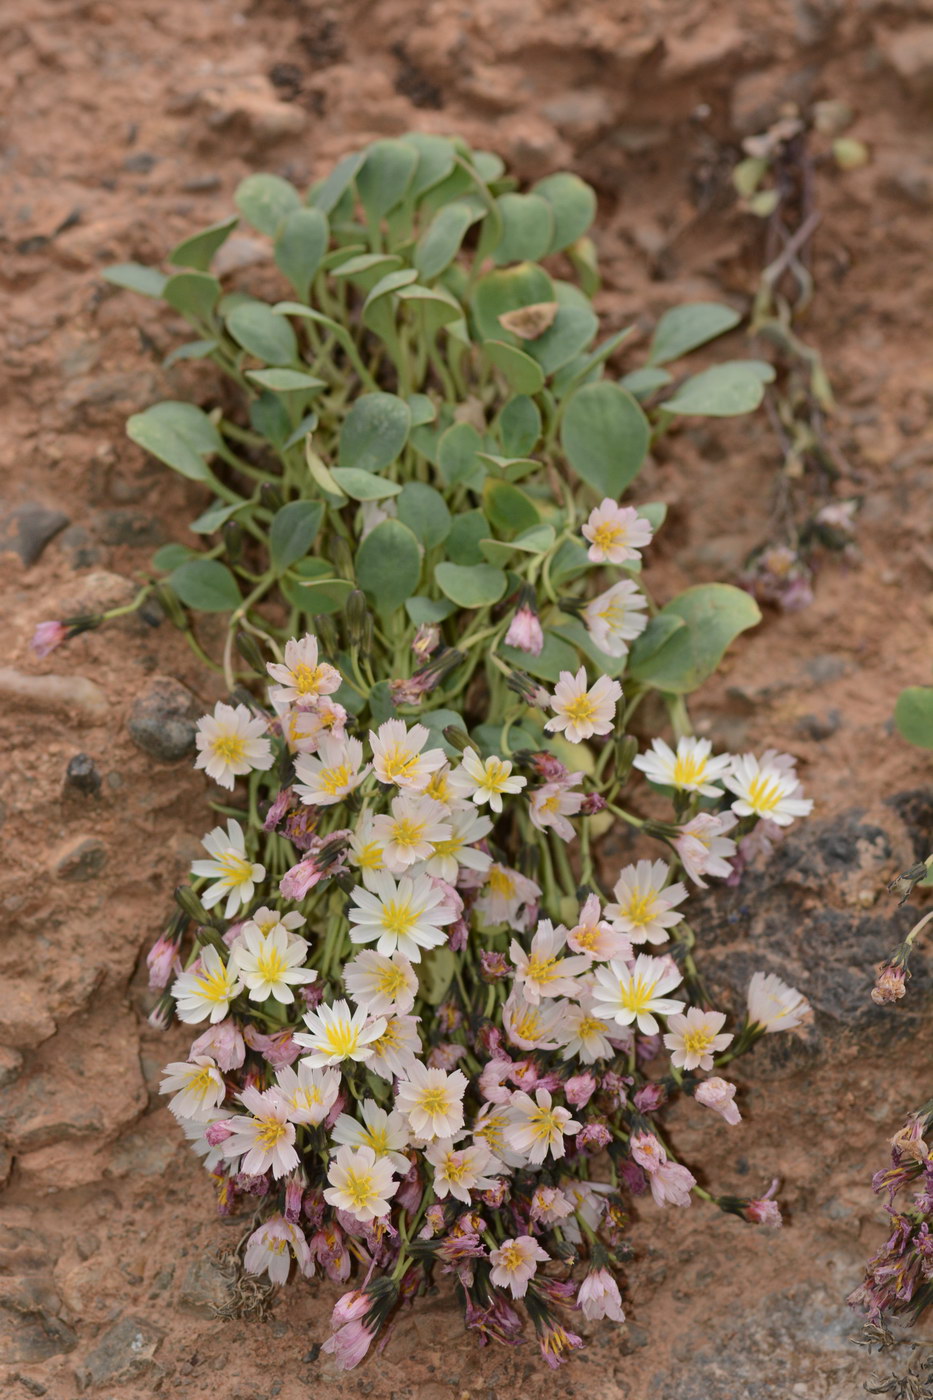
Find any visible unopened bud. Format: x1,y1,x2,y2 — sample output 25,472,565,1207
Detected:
174,885,212,924
313,613,339,654
344,589,370,649
153,583,190,631
442,726,472,753
260,482,284,513
326,533,354,578
195,925,229,954
889,858,933,907
234,631,267,676
614,733,640,782
505,669,549,707
222,519,244,564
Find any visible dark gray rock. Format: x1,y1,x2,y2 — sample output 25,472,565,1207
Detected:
0,504,70,566
64,754,101,797
53,836,108,882
91,508,165,547
76,1315,163,1389
178,1255,238,1315
0,1279,77,1365
57,524,101,570
0,1045,23,1090
127,676,200,761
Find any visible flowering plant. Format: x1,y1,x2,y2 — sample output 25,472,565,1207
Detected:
69,137,815,1366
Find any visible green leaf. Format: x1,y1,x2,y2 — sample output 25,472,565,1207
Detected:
894,688,933,750
152,543,196,571
435,562,507,609
396,283,463,332
362,268,418,331
356,139,419,222
418,708,467,757
168,559,241,612
397,482,451,548
561,381,650,497
648,302,742,365
190,500,244,534
245,368,325,392
304,444,347,502
281,559,354,615
269,501,324,573
356,519,422,618
660,361,776,417
483,478,540,536
163,271,221,324
552,617,627,679
406,393,436,427
331,252,402,286
419,945,456,1005
250,392,290,447
438,422,484,491
482,339,545,394
283,411,319,451
329,468,403,501
638,502,668,532
414,201,481,280
499,630,579,683
472,263,555,343
339,392,411,474
627,614,687,670
628,584,760,693
479,523,554,566
169,217,239,272
127,401,222,482
491,193,554,266
446,510,491,565
369,680,397,726
227,301,298,366
103,262,168,298
163,339,220,368
310,150,365,214
234,173,301,235
404,132,458,199
406,596,455,624
533,172,597,252
549,537,591,584
620,366,673,400
523,303,598,377
499,396,542,457
274,207,329,301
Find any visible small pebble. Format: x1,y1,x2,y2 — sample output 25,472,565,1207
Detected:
65,753,102,797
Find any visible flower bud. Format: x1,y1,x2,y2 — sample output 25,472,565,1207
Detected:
222,519,243,564
871,963,908,1005
442,725,472,753
344,589,369,650
614,733,640,782
234,631,268,676
260,482,284,513
153,583,190,631
173,884,212,925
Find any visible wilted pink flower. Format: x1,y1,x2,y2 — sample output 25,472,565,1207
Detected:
872,963,907,1006
505,602,544,656
31,620,67,657
146,934,181,991
695,1076,741,1125
479,1057,514,1104
530,752,570,783
580,792,607,815
633,1082,667,1113
310,1224,352,1282
284,1175,304,1223
480,950,509,982
280,854,327,900
205,1120,235,1147
418,1203,447,1240
428,1042,468,1071
538,1322,584,1368
412,623,441,661
578,1121,611,1154
192,1018,246,1072
262,786,294,833
565,1073,597,1108
577,1267,625,1322
617,1159,647,1195
530,1184,573,1224
321,1290,376,1371
745,1179,782,1226
242,1025,301,1068
649,1160,696,1208
630,1130,666,1174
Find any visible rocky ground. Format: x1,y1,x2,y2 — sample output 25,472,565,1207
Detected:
2,0,933,1396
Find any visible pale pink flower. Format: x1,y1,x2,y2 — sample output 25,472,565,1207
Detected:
475,865,541,926
583,579,649,657
567,894,632,962
501,993,564,1051
146,935,181,991
489,1235,549,1298
673,811,739,887
605,859,688,946
650,1159,695,1208
267,633,341,708
545,667,622,744
31,619,67,657
160,1056,225,1121
663,1007,732,1071
223,1086,299,1178
369,718,446,790
582,499,652,564
395,1063,467,1140
633,736,732,797
746,1179,782,1226
426,1137,501,1204
747,972,810,1032
505,1087,581,1165
195,701,273,791
695,1076,742,1125
530,1184,574,1224
323,1144,397,1222
564,1072,597,1108
321,1291,376,1370
504,602,544,655
191,1017,245,1071
244,1214,313,1284
724,752,813,826
578,1267,625,1322
510,919,589,1004
528,782,584,842
591,952,685,1035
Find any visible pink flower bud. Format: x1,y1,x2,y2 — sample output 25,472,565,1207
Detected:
580,792,607,814
578,1122,611,1154
31,620,67,657
205,1120,235,1147
146,934,181,992
633,1082,667,1113
504,603,544,656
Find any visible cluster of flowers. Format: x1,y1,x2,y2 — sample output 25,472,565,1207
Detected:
147,547,814,1367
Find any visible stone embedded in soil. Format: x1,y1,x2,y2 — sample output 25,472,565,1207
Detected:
0,669,108,723
0,502,70,566
52,835,108,882
64,753,102,797
883,25,933,97
127,675,201,761
178,1256,238,1316
75,1315,164,1390
0,1045,24,1089
0,1277,77,1365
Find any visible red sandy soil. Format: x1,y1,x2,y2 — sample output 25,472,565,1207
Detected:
2,1,933,1397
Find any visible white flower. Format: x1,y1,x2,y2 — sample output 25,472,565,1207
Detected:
274,1060,341,1126
502,992,564,1051
545,667,622,744
489,1235,550,1298
331,1099,411,1176
244,1215,313,1284
452,748,526,813
746,972,810,1032
557,994,617,1064
528,782,584,842
194,702,273,790
191,819,265,918
591,953,685,1035
724,753,814,826
567,894,632,962
160,1055,225,1120
344,949,418,1016
578,1268,625,1322
230,923,316,1004
267,633,341,708
509,920,589,1004
293,998,387,1067
348,869,456,963
605,860,688,946
222,1086,299,1178
426,1137,500,1204
365,1014,423,1081
505,1087,581,1164
323,1143,397,1222
633,735,733,795
347,810,386,877
395,1062,467,1140
672,812,739,887
275,696,347,754
172,945,243,1025
294,736,369,806
419,807,493,882
371,794,451,874
369,718,446,790
180,1109,229,1172
662,1008,732,1071
583,580,649,658
248,906,306,936
582,499,653,565
475,865,541,926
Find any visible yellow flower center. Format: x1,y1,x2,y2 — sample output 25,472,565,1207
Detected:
382,898,417,939
213,733,247,763
573,925,598,952
255,1117,288,1149
577,1015,605,1040
510,1006,543,1040
543,1327,574,1358
745,774,783,814
291,1085,322,1111
343,1167,377,1211
390,817,426,851
424,771,451,803
293,662,326,695
591,522,622,552
354,839,384,871
378,964,409,999
487,866,516,898
498,1241,525,1271
256,944,289,983
682,1025,716,1055
563,694,597,726
216,852,255,889
624,892,658,927
474,1112,507,1152
440,1153,470,1183
370,1019,404,1054
418,1087,450,1117
430,835,464,859
618,971,660,1013
361,1124,390,1155
322,1020,361,1057
194,964,235,1003
479,758,512,794
381,746,419,782
320,763,352,797
187,1065,218,1096
528,1106,560,1142
672,752,707,787
526,954,560,984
